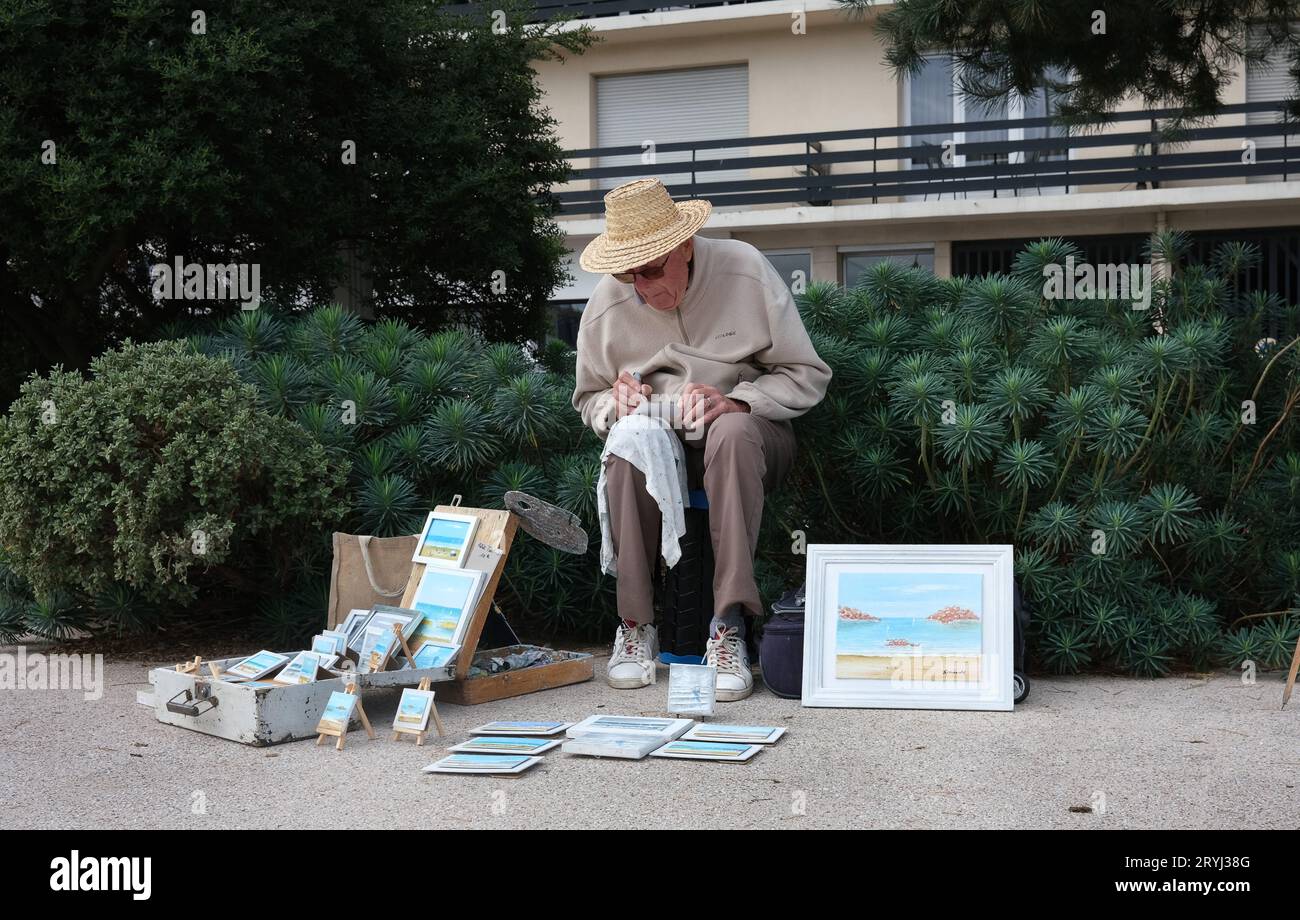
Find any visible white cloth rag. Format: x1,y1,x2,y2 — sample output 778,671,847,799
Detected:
597,409,690,577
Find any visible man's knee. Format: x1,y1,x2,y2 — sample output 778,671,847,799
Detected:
704,412,761,464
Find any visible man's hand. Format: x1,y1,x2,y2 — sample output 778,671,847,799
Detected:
680,383,749,428
613,371,652,418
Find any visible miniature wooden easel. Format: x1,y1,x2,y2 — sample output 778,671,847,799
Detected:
315,680,376,751
392,676,445,745
175,656,202,674
1282,635,1300,709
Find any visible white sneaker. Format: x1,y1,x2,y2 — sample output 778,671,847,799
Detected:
606,622,658,689
705,626,753,701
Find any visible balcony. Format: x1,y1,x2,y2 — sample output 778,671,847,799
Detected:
443,0,786,23
556,102,1298,218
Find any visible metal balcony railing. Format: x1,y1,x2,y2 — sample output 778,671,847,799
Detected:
557,102,1297,217
442,0,781,22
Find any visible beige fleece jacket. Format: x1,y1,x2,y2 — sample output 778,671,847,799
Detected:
572,236,832,437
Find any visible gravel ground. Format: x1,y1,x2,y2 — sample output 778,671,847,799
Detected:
1,642,1296,829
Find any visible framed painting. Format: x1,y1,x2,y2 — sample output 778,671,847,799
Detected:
412,511,479,567
802,544,1014,711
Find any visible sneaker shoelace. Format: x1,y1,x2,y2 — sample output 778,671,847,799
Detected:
612,625,648,664
705,626,745,676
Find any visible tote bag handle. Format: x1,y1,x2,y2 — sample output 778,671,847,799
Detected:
358,535,407,598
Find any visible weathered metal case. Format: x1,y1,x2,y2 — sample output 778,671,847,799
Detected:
149,654,454,746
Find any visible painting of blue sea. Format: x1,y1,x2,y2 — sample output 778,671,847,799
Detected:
834,572,984,681
424,753,540,774
317,691,356,733
471,721,571,735
411,567,483,646
410,643,457,669
416,515,476,564
455,736,554,753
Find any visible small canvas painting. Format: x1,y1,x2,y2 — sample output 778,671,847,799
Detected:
409,643,458,670
413,512,479,566
393,689,435,732
834,572,983,681
317,691,357,734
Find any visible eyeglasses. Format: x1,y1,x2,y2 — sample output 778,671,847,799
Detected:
613,251,674,284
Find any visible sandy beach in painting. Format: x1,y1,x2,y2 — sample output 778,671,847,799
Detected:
835,653,982,681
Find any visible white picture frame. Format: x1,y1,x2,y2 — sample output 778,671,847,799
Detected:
650,739,764,762
680,724,786,745
412,511,480,567
470,721,572,736
366,605,422,644
277,651,322,685
449,736,563,755
565,715,694,741
311,632,346,658
223,650,289,681
423,753,541,775
802,544,1014,711
341,608,373,652
410,566,485,650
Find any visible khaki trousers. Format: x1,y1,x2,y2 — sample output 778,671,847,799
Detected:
603,412,797,625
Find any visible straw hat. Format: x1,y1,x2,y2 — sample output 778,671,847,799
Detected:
579,179,712,274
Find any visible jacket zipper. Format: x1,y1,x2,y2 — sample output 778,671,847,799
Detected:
674,306,690,346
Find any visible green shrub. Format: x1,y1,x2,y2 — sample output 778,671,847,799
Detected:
777,233,1300,675
182,308,617,639
0,341,349,634
25,232,1294,668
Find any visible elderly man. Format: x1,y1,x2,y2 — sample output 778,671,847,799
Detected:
572,178,830,700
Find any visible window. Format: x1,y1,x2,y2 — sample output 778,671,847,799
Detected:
1246,26,1297,183
762,250,812,295
550,301,585,348
841,246,935,288
595,64,749,191
905,57,1070,197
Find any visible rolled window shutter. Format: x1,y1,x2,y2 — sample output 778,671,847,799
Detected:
596,64,749,192
1246,25,1296,181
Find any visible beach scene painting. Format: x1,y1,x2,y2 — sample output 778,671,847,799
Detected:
834,572,984,682
413,512,478,567
409,642,457,670
393,689,434,731
317,691,357,734
411,566,484,648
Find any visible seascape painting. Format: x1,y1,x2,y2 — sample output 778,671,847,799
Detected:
417,516,475,563
411,567,483,646
834,572,984,682
395,689,432,728
317,691,356,734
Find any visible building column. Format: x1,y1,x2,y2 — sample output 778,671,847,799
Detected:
933,240,952,278
811,245,838,284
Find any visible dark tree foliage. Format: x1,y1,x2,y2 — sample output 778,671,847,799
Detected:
0,0,592,403
842,0,1300,123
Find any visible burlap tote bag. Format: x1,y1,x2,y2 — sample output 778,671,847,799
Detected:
326,532,418,630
